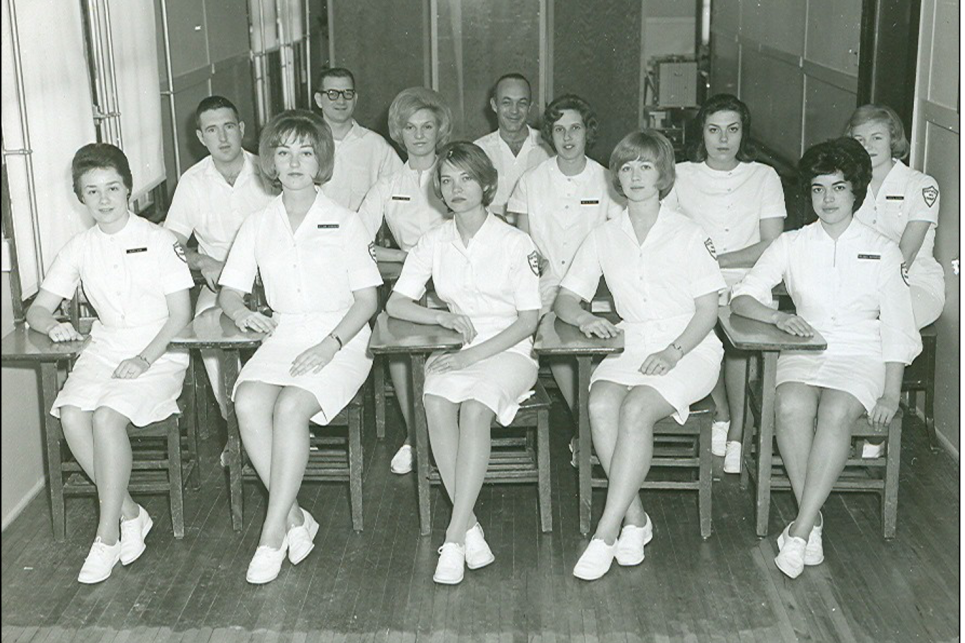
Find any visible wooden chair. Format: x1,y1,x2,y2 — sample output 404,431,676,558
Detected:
238,385,366,531
51,413,192,539
903,322,938,450
586,396,715,539
741,378,903,538
420,382,554,532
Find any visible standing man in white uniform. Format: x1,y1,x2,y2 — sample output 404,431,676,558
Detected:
472,73,552,220
314,67,403,211
164,96,276,422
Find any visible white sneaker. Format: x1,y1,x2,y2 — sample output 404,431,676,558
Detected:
119,505,153,565
615,517,653,567
433,542,466,584
777,517,824,566
861,440,886,459
573,538,618,581
246,536,288,584
287,508,319,565
465,523,495,570
390,444,413,475
711,421,730,457
78,537,121,584
774,534,806,579
723,441,742,474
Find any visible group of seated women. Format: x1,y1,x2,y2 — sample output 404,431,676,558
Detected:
26,82,938,587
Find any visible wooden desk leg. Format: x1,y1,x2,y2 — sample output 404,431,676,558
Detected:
41,362,66,542
577,356,593,535
754,351,778,538
737,354,752,490
374,355,386,440
411,353,432,536
221,349,244,531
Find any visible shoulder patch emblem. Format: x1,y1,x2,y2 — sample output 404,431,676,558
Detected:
922,185,939,207
527,250,541,277
704,238,717,260
367,241,378,263
173,241,187,263
900,262,910,286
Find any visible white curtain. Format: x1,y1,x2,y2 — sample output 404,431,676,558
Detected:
1,0,96,297
107,0,165,200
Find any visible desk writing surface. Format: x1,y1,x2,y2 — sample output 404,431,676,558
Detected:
1,323,88,361
368,312,462,355
170,308,264,349
533,313,624,356
717,306,826,352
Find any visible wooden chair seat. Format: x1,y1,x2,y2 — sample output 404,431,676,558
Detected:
239,384,365,531
585,395,715,539
742,379,902,538
422,382,554,532
55,413,192,538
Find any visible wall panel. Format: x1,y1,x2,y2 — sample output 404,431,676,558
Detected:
805,0,861,75
710,33,740,96
165,0,210,76
435,0,541,141
210,57,260,148
740,49,803,162
928,0,959,109
803,76,856,148
331,1,426,143
205,0,251,62
553,0,641,162
740,0,805,53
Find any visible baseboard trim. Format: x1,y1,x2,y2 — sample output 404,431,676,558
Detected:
1,477,45,532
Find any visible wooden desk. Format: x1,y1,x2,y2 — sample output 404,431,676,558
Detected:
716,306,826,537
170,308,264,530
533,313,624,535
2,323,89,540
368,312,462,535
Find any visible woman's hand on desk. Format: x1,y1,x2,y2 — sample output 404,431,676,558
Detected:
639,348,680,376
435,311,476,343
46,321,84,343
578,315,621,339
290,338,339,376
233,310,277,334
868,394,900,428
774,313,814,338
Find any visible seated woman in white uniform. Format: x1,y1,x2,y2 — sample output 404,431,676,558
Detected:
386,142,541,585
555,131,725,581
217,110,381,585
507,94,623,418
730,137,921,580
664,94,786,472
357,87,452,476
846,105,945,459
26,143,194,585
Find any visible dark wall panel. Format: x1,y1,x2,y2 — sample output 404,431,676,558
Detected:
210,58,260,149
553,0,642,163
204,0,251,62
740,49,803,162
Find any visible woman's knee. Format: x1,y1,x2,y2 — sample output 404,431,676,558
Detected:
59,406,89,435
272,390,318,428
92,406,129,432
234,383,267,423
776,385,817,424
459,400,494,429
817,394,863,430
618,397,661,435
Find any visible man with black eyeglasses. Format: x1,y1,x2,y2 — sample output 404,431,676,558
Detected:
314,67,402,210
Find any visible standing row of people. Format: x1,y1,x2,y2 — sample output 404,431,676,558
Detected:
27,66,940,587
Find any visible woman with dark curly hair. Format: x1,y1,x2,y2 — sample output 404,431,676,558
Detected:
506,94,623,415
730,137,921,579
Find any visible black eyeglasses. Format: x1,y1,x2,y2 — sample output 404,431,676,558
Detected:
321,89,356,100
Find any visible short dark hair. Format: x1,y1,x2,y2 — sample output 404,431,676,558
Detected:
195,95,240,130
690,93,756,163
541,94,598,151
316,67,355,90
433,141,499,207
491,73,532,101
798,137,872,213
609,131,676,199
258,109,335,186
71,143,133,200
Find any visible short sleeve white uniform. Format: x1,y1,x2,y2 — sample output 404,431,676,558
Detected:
732,219,922,412
561,207,726,423
854,159,944,327
322,121,403,211
507,157,624,311
356,161,448,251
44,214,194,426
663,161,786,293
472,126,552,215
394,214,542,425
219,191,383,424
